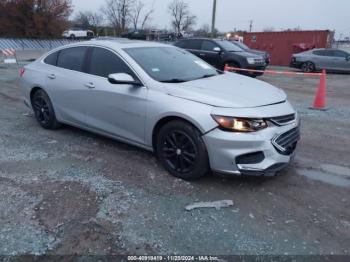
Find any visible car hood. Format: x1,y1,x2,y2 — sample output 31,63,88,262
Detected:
231,51,262,58
164,73,286,108
249,49,268,57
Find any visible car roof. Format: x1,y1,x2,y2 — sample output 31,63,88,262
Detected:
61,39,171,50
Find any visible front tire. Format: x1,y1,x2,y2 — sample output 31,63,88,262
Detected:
32,90,61,130
224,62,240,73
156,120,210,180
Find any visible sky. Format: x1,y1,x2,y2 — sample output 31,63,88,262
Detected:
71,0,350,39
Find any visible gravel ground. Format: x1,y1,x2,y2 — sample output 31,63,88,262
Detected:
0,64,350,258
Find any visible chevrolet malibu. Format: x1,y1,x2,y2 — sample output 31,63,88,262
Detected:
20,39,300,180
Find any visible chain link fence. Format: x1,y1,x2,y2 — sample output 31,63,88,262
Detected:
0,38,81,51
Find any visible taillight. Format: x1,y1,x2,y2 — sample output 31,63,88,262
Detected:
19,68,25,77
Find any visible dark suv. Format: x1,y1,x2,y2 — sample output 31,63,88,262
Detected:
230,40,270,65
174,38,266,77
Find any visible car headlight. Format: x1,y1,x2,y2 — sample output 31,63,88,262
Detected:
247,58,256,64
211,115,268,132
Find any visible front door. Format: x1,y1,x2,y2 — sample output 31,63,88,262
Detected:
82,47,148,145
199,40,221,68
331,50,350,71
313,50,336,70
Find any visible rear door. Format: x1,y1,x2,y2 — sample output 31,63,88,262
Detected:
44,46,91,126
82,47,147,144
199,40,221,68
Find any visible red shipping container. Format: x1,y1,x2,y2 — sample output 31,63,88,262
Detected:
243,30,334,66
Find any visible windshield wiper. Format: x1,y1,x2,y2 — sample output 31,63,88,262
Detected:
202,74,217,78
195,74,217,80
160,79,188,83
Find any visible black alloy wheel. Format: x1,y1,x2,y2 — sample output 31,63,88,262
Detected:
32,90,61,129
301,61,315,73
162,130,197,174
156,120,210,180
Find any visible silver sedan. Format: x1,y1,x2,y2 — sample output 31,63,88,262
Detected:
290,48,350,73
20,39,299,180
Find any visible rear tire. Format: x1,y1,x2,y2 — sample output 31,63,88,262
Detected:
32,90,61,130
301,61,315,73
156,120,210,180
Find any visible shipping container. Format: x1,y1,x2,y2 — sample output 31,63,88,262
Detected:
243,30,334,66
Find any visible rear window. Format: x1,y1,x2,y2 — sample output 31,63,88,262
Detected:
44,52,58,66
57,47,88,72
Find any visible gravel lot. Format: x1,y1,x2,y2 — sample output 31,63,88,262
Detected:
0,63,350,258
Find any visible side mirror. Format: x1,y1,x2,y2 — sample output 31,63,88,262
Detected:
108,73,142,86
213,47,221,53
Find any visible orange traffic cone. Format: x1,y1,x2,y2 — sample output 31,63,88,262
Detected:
224,64,229,72
311,69,327,110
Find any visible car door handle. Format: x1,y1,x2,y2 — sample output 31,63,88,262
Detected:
84,82,95,89
47,74,56,79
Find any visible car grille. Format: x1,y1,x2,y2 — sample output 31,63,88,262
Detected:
272,127,300,155
270,114,296,126
254,59,265,65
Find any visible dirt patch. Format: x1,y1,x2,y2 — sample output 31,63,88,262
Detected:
23,182,100,231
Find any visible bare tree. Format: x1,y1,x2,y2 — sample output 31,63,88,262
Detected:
103,0,134,35
140,7,154,30
131,1,143,30
74,11,103,34
168,0,196,34
130,0,154,30
74,11,91,29
89,12,104,34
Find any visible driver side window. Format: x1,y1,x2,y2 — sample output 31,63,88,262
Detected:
88,47,135,78
201,41,219,52
333,50,347,58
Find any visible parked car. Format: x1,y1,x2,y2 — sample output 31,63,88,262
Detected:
121,30,148,40
174,38,266,77
62,28,94,39
290,48,350,73
230,40,270,65
20,40,299,180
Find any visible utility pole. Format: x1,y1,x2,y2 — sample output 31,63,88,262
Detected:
211,0,217,38
249,20,253,32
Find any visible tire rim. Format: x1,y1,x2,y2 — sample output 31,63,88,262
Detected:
33,96,50,125
161,131,197,174
302,62,314,72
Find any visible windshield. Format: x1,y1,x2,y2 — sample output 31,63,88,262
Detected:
125,47,219,83
215,40,244,52
232,41,249,50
